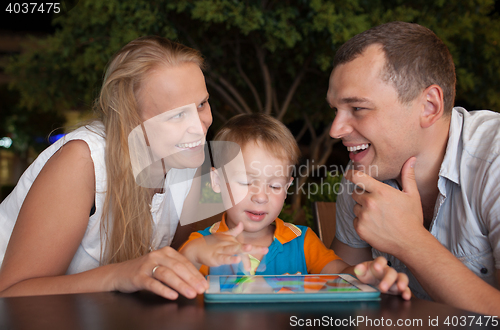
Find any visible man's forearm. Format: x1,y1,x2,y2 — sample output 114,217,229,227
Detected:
396,230,500,316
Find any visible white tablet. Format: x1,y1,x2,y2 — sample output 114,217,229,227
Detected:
205,274,380,303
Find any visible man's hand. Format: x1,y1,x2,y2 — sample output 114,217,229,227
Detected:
346,158,500,316
345,157,426,255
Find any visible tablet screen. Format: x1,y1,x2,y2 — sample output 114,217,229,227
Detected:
218,275,361,294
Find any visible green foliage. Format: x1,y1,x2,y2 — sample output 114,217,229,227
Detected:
358,0,500,110
4,0,500,185
278,203,298,224
308,172,343,204
0,85,65,157
6,0,499,131
7,0,179,115
199,181,222,203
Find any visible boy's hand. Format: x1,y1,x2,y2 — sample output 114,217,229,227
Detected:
354,256,411,300
195,223,269,272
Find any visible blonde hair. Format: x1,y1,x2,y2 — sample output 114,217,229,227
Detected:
94,36,204,264
212,113,300,174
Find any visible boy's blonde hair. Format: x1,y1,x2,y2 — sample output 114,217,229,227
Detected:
212,114,300,173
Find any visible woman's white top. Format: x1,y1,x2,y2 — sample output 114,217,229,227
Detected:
0,122,196,274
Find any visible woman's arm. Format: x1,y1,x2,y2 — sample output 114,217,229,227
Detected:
0,140,207,299
0,140,96,295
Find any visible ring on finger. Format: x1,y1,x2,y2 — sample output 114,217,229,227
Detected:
152,265,160,277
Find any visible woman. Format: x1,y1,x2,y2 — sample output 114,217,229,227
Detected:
0,36,211,299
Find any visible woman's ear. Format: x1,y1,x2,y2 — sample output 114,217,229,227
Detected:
420,85,445,128
210,167,222,193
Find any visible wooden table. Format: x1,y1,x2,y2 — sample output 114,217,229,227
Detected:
0,292,496,329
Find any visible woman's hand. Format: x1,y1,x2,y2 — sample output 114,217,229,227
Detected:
109,246,209,300
354,256,412,300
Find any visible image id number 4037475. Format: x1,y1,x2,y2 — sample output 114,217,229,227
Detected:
5,2,60,14
442,316,498,327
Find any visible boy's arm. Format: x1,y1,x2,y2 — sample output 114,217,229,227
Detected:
179,223,269,272
330,238,373,265
303,228,342,274
178,227,243,270
319,259,350,274
178,232,206,270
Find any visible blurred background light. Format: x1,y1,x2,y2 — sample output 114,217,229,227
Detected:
0,137,12,149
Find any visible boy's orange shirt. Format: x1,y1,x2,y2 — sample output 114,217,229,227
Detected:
180,213,340,276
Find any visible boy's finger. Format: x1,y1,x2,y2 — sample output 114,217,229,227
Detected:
220,243,244,255
227,243,268,256
226,222,244,237
240,244,252,252
218,254,241,266
240,253,251,272
247,245,269,256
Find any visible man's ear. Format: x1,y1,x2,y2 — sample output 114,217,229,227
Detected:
210,167,222,193
420,84,445,128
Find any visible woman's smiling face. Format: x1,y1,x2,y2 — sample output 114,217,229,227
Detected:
137,62,212,171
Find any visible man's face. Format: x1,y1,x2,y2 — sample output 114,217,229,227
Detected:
326,44,421,181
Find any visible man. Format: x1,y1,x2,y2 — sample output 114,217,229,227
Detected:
327,21,500,315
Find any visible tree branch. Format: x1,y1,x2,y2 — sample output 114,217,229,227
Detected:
303,113,317,140
255,46,273,115
317,137,337,166
277,56,312,121
206,78,245,115
236,40,263,112
211,106,228,123
295,121,308,143
311,124,331,161
291,126,338,215
272,88,280,115
213,74,253,114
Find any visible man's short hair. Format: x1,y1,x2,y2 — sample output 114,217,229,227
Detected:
211,113,300,172
332,21,456,114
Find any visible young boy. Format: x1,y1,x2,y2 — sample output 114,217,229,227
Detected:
180,114,411,299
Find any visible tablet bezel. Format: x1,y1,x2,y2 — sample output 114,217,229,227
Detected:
337,274,378,292
205,274,380,303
